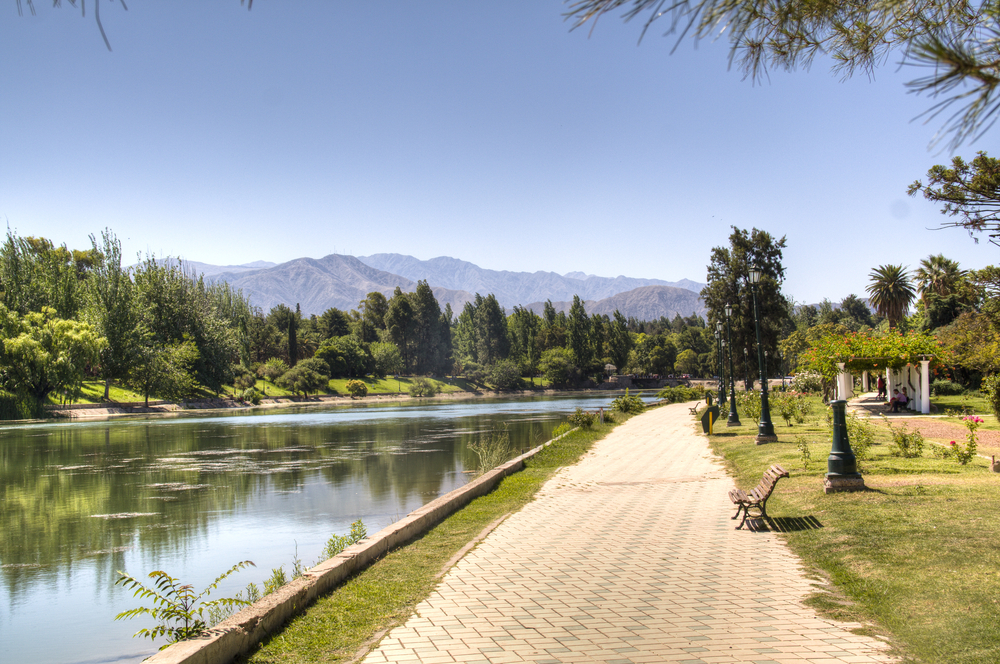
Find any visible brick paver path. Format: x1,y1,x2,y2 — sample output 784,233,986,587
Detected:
362,403,895,664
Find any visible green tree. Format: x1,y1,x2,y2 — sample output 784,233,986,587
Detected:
674,349,699,376
474,294,510,366
276,357,329,396
909,152,1000,245
566,295,593,369
538,347,578,387
569,0,1000,148
130,339,199,407
84,230,140,400
866,264,916,329
507,305,542,381
385,287,416,370
607,310,632,373
701,227,789,388
269,304,300,366
315,335,370,378
0,305,105,403
316,307,352,341
370,341,403,379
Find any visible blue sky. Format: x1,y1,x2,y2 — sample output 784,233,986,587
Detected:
2,1,996,305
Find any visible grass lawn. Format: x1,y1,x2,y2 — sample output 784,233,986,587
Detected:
708,396,1000,664
238,421,618,664
931,392,991,416
45,380,147,405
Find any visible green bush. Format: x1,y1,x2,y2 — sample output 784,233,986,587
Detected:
567,407,596,429
233,366,256,391
845,412,875,460
321,520,368,560
610,389,645,414
881,415,925,458
241,387,262,405
931,378,965,396
551,422,573,438
655,385,704,404
345,379,368,399
981,374,1000,420
790,371,823,393
261,358,288,383
408,377,437,397
737,390,762,423
488,359,523,391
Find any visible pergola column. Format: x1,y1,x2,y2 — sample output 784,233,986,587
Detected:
836,363,852,400
920,359,931,414
861,371,869,392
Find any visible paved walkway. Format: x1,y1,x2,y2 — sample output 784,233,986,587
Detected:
362,403,895,664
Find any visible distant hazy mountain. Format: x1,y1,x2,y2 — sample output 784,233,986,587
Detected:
196,252,707,320
208,255,472,316
526,285,706,320
356,253,704,305
172,259,277,277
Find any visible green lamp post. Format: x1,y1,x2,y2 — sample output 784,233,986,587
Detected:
725,303,741,426
748,267,777,444
825,400,866,493
714,327,726,409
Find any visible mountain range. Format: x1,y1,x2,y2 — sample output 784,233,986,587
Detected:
199,254,707,320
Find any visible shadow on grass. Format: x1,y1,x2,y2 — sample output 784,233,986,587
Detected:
746,515,825,532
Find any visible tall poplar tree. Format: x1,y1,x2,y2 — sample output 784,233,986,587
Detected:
701,227,790,389
85,230,140,400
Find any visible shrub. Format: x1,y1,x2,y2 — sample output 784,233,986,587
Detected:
263,566,287,596
737,390,762,423
321,519,368,560
276,358,329,396
345,379,368,399
790,371,823,393
656,385,703,404
931,378,965,396
845,412,875,460
488,359,523,391
568,407,596,429
881,415,925,458
795,435,812,470
982,374,1000,420
114,561,255,645
468,422,512,473
610,389,645,414
408,377,437,397
241,387,262,405
262,358,288,383
551,422,573,438
233,366,256,391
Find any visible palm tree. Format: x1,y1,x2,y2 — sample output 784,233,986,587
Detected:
866,264,916,329
915,254,966,302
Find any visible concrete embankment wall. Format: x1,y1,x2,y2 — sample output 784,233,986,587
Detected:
142,429,573,664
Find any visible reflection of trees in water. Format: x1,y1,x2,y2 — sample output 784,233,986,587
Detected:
0,412,558,601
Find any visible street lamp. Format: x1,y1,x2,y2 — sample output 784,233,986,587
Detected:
714,327,726,409
725,303,740,426
747,267,777,443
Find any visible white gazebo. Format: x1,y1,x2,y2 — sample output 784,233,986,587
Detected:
836,355,933,414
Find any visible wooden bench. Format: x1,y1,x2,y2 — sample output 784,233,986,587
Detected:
688,403,701,417
728,464,789,530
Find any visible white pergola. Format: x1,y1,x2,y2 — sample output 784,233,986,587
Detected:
836,355,934,414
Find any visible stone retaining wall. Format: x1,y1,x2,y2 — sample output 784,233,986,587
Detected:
140,429,572,664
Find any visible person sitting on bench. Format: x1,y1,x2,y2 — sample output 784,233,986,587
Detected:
890,388,909,412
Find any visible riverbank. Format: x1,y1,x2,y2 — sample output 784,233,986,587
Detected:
41,386,590,422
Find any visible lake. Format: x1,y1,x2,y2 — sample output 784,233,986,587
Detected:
0,392,631,664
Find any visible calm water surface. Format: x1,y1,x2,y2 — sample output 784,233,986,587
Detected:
0,393,634,664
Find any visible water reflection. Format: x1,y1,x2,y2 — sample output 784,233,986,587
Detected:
0,393,627,664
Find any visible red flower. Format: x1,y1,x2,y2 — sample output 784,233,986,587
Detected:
950,441,957,446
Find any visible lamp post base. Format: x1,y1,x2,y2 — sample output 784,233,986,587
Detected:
726,419,741,427
754,433,778,444
824,474,866,494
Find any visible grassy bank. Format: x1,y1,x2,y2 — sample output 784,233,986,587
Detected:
238,420,618,664
708,396,1000,663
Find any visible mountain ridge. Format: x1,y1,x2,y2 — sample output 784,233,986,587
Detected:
199,253,707,320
